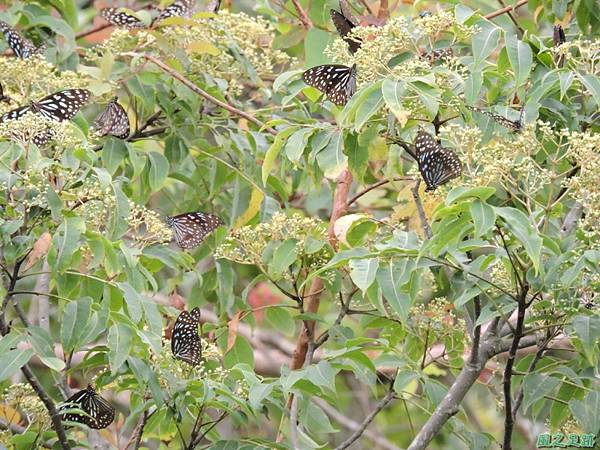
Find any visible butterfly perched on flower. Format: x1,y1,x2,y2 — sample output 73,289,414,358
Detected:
553,24,566,47
59,385,115,429
171,307,202,366
100,7,146,29
330,0,361,54
467,105,524,132
303,64,357,106
0,89,91,123
94,97,130,139
166,211,224,249
421,47,453,63
0,21,44,59
155,0,196,23
413,129,461,191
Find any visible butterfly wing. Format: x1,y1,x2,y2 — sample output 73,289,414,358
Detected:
60,386,115,429
330,10,361,54
302,64,357,106
0,105,31,123
0,21,41,59
415,130,461,191
171,307,202,366
94,98,130,139
34,89,91,122
155,0,196,23
205,0,221,12
553,25,566,46
101,8,146,29
167,212,224,249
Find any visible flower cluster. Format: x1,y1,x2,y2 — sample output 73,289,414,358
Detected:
1,383,50,432
216,212,332,272
0,111,80,149
413,10,475,39
126,200,173,247
552,38,600,72
409,297,464,335
0,55,89,114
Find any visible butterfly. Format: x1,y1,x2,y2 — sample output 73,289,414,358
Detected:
166,211,224,249
0,89,91,123
59,385,115,429
100,7,146,29
94,97,130,139
330,0,361,54
171,307,202,366
0,83,11,104
421,47,453,63
414,129,461,191
303,64,357,106
467,105,524,132
0,21,43,59
553,24,566,47
154,0,196,23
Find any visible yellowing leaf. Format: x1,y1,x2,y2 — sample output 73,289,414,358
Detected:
187,41,220,56
23,232,52,272
392,109,411,127
227,311,242,353
333,214,370,247
0,403,23,426
368,136,388,161
234,188,264,229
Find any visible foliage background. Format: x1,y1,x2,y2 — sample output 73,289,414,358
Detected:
0,0,599,449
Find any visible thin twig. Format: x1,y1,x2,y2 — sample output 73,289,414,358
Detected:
496,0,525,35
75,23,111,39
334,389,396,450
140,54,277,136
347,176,414,206
290,0,312,28
411,179,432,239
484,0,528,20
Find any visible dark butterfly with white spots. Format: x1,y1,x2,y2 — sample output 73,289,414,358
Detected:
467,105,524,132
303,64,357,106
0,21,43,59
166,211,224,249
0,83,10,104
100,7,146,29
414,129,461,191
330,0,361,54
421,47,453,63
171,307,202,366
94,97,130,139
0,89,91,123
154,0,196,23
59,385,115,429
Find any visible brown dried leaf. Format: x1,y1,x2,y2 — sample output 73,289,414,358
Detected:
23,232,52,272
226,311,242,352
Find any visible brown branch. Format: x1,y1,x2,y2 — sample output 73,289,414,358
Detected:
347,176,414,206
75,23,111,39
141,54,277,136
377,0,389,20
290,0,312,29
334,388,396,450
357,0,375,15
411,180,432,239
484,0,528,20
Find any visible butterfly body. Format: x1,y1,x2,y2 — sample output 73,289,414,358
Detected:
171,307,202,366
94,97,130,139
414,129,461,191
303,64,357,106
330,2,361,54
467,106,524,132
0,21,43,59
59,385,115,429
167,211,224,249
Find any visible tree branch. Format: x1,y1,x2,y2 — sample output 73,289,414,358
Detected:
290,0,312,29
484,0,528,20
347,176,414,206
334,388,396,450
140,54,277,136
411,180,432,239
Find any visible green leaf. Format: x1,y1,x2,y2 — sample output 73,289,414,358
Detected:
107,323,133,372
101,139,128,175
270,239,298,276
266,307,296,334
382,79,408,122
579,74,600,107
521,374,559,412
0,349,33,380
28,326,65,372
394,371,420,394
495,207,542,273
505,33,533,87
470,200,496,237
224,335,254,369
305,361,337,394
118,282,144,323
316,131,347,179
61,297,92,351
472,25,501,65
52,216,85,271
571,315,600,361
570,391,600,434
146,152,169,191
262,126,299,185
376,259,413,322
354,82,384,131
446,186,496,204
349,258,379,293
284,128,315,162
